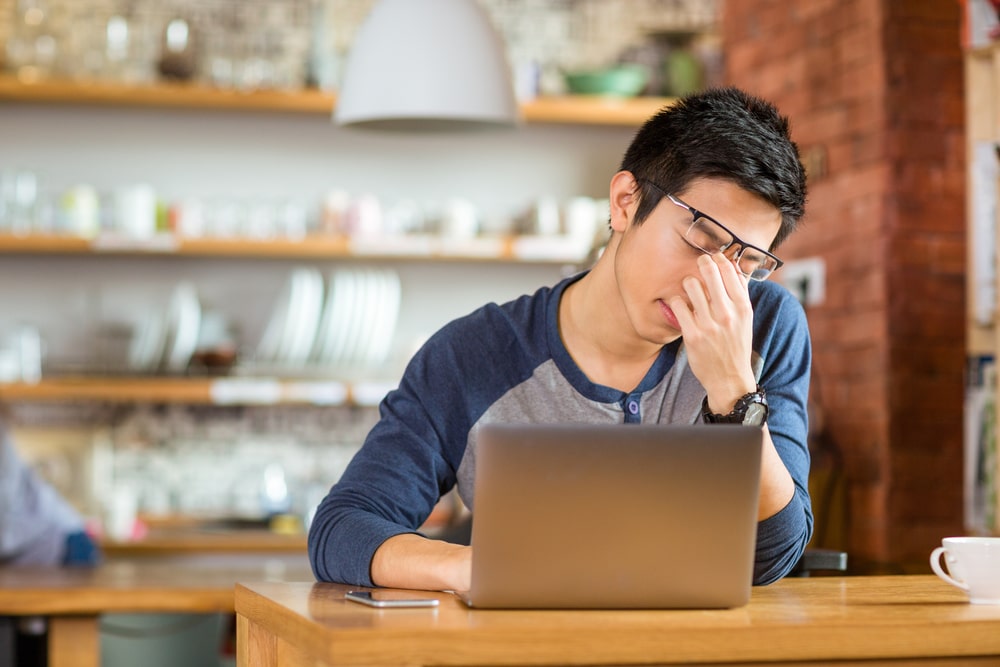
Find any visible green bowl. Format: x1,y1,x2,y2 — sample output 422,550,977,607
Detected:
563,65,648,97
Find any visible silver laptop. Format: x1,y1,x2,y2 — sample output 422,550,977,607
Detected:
456,423,762,609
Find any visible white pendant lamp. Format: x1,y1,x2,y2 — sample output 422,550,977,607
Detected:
334,0,519,131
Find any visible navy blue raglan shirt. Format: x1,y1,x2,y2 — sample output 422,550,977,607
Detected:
309,272,813,586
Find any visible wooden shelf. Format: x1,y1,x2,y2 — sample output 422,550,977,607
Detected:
521,95,673,126
0,74,674,126
0,231,592,263
0,233,93,254
0,74,335,114
0,376,395,406
0,377,216,404
0,232,353,258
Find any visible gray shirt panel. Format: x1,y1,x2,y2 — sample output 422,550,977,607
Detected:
456,346,706,511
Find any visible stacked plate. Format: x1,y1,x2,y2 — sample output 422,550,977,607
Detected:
256,267,326,370
128,282,202,374
254,266,401,375
311,267,401,371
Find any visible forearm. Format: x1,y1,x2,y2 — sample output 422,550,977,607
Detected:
757,425,795,521
309,376,464,586
371,533,471,592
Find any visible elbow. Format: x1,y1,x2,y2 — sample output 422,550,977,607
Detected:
752,538,808,585
752,493,813,585
308,503,344,583
307,500,383,587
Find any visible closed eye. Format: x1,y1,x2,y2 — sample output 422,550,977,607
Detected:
678,232,709,256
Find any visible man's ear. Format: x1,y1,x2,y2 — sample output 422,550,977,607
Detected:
609,171,639,234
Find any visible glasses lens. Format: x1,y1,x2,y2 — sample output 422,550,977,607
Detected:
737,251,776,281
682,208,779,281
686,216,732,253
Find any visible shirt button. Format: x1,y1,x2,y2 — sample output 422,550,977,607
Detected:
627,400,639,415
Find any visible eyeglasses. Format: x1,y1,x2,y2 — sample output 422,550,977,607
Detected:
639,180,784,281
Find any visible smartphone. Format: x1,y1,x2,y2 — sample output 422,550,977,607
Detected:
344,590,440,608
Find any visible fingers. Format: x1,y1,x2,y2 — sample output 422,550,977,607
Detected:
673,254,756,404
670,253,752,335
684,255,748,319
702,252,748,300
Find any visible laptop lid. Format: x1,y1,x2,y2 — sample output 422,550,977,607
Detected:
460,423,762,609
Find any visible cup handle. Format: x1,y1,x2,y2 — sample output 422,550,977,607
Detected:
930,546,968,591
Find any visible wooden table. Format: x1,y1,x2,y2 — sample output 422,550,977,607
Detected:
0,553,313,667
101,527,308,556
235,575,1000,666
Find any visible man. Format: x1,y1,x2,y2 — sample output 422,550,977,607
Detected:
309,86,812,590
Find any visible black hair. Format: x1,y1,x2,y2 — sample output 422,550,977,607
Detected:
618,87,807,249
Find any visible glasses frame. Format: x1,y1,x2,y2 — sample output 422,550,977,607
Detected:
638,180,784,281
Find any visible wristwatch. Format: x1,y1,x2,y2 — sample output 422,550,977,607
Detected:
701,387,768,426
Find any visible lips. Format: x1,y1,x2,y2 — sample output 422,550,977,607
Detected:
658,299,681,331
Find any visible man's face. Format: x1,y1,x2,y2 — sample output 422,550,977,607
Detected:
610,176,783,345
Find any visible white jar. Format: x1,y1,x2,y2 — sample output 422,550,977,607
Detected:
61,184,100,237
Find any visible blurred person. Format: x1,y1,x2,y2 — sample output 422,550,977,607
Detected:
309,86,812,591
0,420,99,567
0,418,99,666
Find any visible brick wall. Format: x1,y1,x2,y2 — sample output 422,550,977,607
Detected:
722,0,966,569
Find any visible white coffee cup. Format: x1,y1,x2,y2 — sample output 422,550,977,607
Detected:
60,185,100,237
105,485,138,542
442,198,479,239
115,183,158,238
565,196,599,243
930,536,1000,604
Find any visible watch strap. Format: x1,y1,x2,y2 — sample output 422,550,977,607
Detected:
701,386,768,425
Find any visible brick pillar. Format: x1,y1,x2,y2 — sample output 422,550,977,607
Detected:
722,0,966,569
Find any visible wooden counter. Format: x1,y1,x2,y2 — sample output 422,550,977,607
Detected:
0,554,313,667
100,528,307,556
235,575,1000,666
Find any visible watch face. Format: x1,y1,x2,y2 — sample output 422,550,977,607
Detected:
743,402,767,426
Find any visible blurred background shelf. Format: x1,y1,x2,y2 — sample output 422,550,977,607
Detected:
0,74,335,114
0,376,393,406
521,95,674,125
0,75,673,126
0,232,591,263
0,377,220,404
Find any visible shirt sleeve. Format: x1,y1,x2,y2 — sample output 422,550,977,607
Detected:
747,281,814,585
308,316,492,585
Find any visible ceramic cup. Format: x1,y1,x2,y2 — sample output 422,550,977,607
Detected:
930,536,1000,604
105,485,138,542
442,198,479,239
115,183,158,238
60,184,100,237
